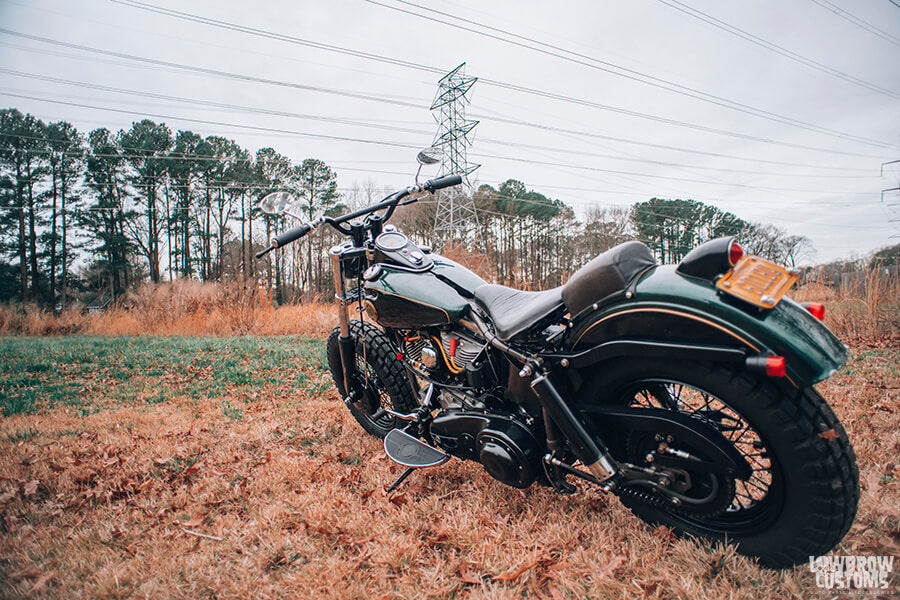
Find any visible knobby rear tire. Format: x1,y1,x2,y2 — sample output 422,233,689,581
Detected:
580,359,859,568
327,320,417,438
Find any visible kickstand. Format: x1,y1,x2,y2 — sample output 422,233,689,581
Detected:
385,467,416,493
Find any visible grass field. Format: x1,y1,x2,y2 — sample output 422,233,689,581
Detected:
1,335,898,599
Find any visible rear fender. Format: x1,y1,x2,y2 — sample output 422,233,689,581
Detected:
564,265,847,386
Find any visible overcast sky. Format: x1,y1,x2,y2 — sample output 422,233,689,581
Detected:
1,0,898,263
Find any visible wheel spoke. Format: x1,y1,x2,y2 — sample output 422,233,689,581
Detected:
627,378,777,521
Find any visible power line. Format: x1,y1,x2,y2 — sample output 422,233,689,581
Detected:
809,0,900,47
365,0,899,148
5,35,886,168
470,151,880,195
653,0,900,98
1,91,879,197
2,29,889,162
0,29,429,110
105,0,900,149
468,108,877,169
17,0,893,155
465,188,889,231
4,30,886,167
1,70,879,179
0,68,434,137
0,91,425,151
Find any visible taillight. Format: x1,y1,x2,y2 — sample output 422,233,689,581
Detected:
747,354,787,378
728,241,744,267
803,302,825,321
765,356,786,377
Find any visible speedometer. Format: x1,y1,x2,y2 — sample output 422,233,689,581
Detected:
375,231,408,251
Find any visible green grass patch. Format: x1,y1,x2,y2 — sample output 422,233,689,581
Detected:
3,426,39,442
0,335,327,416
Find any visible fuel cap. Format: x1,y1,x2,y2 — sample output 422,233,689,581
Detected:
362,265,383,281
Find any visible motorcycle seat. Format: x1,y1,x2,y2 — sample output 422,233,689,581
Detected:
473,284,564,342
561,240,657,317
473,241,656,342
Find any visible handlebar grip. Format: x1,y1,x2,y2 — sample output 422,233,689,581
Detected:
272,223,311,248
423,174,463,193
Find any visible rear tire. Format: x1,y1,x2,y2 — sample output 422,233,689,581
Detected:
579,359,858,568
327,321,417,438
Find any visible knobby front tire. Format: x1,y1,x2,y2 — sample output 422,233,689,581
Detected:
327,320,417,438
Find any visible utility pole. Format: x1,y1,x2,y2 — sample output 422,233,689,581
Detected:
882,159,900,239
430,63,481,246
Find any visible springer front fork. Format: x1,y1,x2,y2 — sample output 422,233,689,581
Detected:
330,247,358,403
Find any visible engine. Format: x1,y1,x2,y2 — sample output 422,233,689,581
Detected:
429,410,541,489
402,329,483,371
401,328,495,409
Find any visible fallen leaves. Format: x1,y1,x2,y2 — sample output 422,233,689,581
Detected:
457,560,484,585
179,512,206,529
492,558,543,582
23,479,40,497
0,333,894,600
29,571,55,594
819,429,841,441
7,565,55,594
596,552,628,579
388,492,409,507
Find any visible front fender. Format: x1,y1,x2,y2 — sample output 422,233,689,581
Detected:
565,265,847,386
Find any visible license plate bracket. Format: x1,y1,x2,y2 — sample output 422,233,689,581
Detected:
716,256,798,309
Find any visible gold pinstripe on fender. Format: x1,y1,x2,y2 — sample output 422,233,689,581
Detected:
573,307,760,351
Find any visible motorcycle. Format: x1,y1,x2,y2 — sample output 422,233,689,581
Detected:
256,152,858,568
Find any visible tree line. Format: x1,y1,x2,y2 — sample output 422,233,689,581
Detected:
1,106,813,308
0,108,345,307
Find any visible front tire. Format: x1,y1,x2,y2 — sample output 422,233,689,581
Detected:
327,321,417,438
580,359,859,568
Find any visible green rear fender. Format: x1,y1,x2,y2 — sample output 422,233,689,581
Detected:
566,265,848,386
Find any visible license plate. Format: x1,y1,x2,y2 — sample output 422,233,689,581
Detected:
716,256,799,309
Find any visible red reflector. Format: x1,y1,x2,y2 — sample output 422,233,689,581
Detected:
728,241,744,266
448,338,459,357
396,352,403,361
765,356,786,377
804,302,825,321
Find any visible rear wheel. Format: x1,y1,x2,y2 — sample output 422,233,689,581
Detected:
580,359,858,568
327,321,417,438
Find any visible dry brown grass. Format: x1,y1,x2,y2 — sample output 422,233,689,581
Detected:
1,344,897,599
0,273,897,598
0,280,337,338
793,268,900,347
1,267,896,347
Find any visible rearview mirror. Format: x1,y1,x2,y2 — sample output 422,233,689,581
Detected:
259,191,296,215
416,147,443,165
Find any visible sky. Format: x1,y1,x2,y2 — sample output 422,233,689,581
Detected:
1,0,898,263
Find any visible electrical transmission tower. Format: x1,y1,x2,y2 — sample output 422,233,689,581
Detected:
430,63,481,244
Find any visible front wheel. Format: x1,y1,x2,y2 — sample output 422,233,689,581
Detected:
327,321,417,438
580,359,859,568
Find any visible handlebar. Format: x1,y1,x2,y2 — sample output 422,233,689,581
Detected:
274,223,312,247
255,223,311,258
256,174,462,258
423,174,462,193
